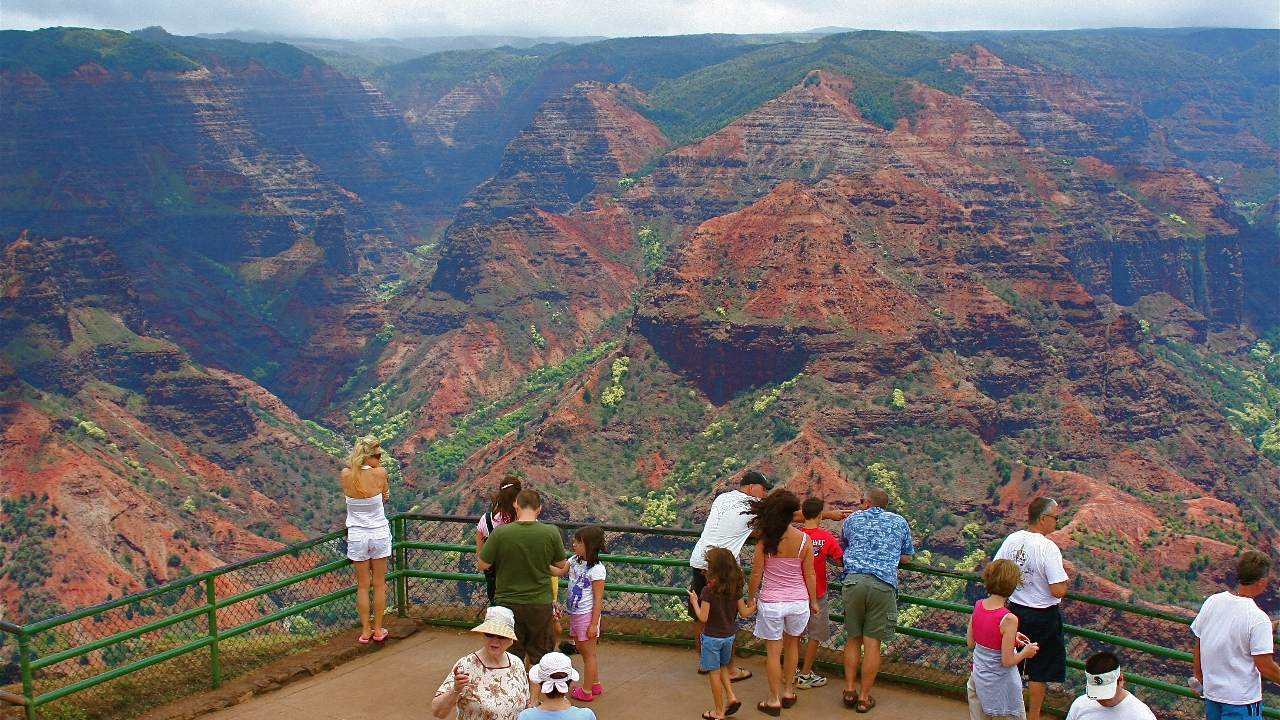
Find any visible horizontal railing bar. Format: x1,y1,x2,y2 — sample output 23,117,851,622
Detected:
399,569,688,597
0,620,24,634
22,576,207,635
897,593,974,614
0,689,29,706
33,635,216,706
396,541,693,568
1064,625,1192,662
393,513,703,537
218,585,357,641
31,603,214,670
215,558,351,610
22,529,348,635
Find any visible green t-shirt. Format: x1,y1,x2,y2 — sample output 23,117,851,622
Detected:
478,520,566,605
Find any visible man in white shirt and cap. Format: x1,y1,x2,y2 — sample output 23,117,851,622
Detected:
1192,550,1280,720
1064,651,1157,720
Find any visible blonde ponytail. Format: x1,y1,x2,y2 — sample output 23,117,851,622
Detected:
347,436,382,497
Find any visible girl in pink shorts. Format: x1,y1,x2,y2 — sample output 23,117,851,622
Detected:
559,525,606,701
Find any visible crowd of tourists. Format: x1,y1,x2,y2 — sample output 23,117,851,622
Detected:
340,437,1278,720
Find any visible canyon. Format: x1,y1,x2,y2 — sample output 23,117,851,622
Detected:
0,26,1277,624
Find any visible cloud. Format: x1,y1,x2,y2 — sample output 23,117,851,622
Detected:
3,0,1276,39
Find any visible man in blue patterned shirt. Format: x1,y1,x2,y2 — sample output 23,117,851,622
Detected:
839,487,914,713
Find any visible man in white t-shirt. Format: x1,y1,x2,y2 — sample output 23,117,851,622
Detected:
994,496,1071,720
1065,651,1158,720
1192,550,1280,720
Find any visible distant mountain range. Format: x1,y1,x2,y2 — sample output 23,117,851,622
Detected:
0,25,1276,622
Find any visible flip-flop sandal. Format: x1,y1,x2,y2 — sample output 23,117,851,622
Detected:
842,691,858,708
703,713,725,720
856,696,876,713
756,702,781,716
730,669,753,683
780,695,797,709
726,700,742,715
371,629,390,642
699,668,711,675
357,634,372,645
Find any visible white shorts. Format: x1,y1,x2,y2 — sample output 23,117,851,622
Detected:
347,535,392,561
753,600,810,641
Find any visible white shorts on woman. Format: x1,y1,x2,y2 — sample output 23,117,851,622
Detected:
753,599,810,641
347,534,391,561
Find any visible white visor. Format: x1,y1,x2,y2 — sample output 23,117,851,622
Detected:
1085,668,1120,700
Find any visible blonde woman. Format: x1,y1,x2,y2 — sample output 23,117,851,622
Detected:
343,436,392,643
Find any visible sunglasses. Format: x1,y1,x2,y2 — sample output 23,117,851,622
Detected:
483,633,506,640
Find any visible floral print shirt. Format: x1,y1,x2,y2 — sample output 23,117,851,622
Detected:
435,651,529,720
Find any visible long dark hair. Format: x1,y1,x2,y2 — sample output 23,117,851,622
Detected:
705,547,746,600
574,525,606,568
749,490,800,557
490,476,522,521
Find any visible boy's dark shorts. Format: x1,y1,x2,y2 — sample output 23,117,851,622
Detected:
1008,602,1066,683
506,602,554,665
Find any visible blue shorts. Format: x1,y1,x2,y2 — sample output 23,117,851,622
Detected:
1206,700,1263,720
700,634,735,671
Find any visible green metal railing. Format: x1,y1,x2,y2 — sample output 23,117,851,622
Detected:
1,514,1272,720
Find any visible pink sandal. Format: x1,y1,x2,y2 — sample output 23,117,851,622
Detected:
570,687,594,702
358,633,372,645
371,629,390,642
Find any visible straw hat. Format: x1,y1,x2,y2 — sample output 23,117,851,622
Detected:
470,606,517,640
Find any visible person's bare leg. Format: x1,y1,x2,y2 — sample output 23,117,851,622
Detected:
370,556,388,635
723,664,739,709
354,560,372,640
782,634,800,698
859,637,882,703
764,638,783,706
1027,682,1047,720
843,635,863,695
801,636,819,676
580,637,599,689
710,664,727,717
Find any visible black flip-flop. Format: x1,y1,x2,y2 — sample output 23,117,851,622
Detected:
727,700,742,716
756,702,781,716
698,668,711,675
703,713,724,720
731,669,753,683
780,695,797,709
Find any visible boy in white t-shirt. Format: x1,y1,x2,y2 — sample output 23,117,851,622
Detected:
1192,550,1280,720
1065,651,1157,720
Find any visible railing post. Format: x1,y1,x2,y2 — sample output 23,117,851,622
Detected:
395,517,407,618
205,576,221,689
18,631,35,720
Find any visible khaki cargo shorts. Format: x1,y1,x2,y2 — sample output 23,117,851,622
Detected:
841,573,898,642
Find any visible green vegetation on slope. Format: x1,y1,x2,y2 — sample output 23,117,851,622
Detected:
0,28,199,79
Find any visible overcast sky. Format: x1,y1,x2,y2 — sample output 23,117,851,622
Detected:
4,0,1277,39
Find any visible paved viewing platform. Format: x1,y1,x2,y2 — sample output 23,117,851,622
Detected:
196,625,968,720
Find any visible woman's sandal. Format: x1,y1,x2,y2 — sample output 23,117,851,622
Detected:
855,696,876,713
842,691,858,708
726,700,741,715
371,629,390,642
780,695,797,709
570,687,594,702
730,669,753,683
357,633,372,645
702,713,725,720
756,702,781,716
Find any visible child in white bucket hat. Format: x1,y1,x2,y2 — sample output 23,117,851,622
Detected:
518,652,597,719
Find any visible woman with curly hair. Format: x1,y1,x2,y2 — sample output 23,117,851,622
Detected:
342,435,392,643
746,490,817,715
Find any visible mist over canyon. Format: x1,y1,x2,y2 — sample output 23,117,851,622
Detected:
1,25,1277,623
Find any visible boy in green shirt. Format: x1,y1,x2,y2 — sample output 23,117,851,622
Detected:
477,488,568,666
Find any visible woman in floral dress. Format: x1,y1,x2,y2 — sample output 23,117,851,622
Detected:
432,607,530,720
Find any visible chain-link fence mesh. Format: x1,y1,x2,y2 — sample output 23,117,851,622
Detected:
4,515,1277,720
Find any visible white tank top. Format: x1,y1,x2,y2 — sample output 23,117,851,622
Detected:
345,495,390,541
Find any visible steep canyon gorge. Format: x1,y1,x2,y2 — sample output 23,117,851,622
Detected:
1,27,1277,625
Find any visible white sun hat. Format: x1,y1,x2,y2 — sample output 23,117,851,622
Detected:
528,652,579,694
470,606,517,640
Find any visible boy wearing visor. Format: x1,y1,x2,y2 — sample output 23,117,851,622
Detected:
1064,652,1157,720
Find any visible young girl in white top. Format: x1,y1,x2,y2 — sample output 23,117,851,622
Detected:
551,525,606,701
341,436,391,644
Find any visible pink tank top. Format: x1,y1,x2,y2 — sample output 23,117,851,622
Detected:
759,539,809,603
972,600,1010,650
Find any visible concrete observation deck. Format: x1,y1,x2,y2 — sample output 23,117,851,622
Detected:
196,625,968,720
